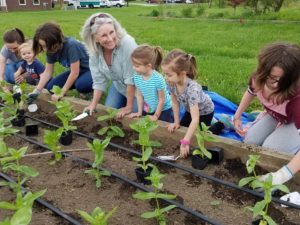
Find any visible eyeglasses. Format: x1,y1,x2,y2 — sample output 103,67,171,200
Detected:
90,13,109,27
266,75,281,84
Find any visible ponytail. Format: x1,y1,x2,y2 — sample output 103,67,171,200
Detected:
153,46,163,71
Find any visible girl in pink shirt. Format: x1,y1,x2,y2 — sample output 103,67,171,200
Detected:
233,43,300,185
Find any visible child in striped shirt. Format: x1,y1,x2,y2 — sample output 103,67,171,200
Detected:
128,44,173,122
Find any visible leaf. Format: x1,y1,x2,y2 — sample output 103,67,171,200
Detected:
141,209,159,219
18,166,39,177
133,191,156,200
10,206,32,225
110,126,125,137
263,215,277,225
22,190,47,206
272,184,289,194
77,210,97,224
156,193,176,200
98,127,109,136
160,205,177,213
238,177,256,187
252,200,266,218
0,201,17,210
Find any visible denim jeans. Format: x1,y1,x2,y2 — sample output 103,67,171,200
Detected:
4,61,23,84
46,69,93,93
143,108,174,123
105,83,138,112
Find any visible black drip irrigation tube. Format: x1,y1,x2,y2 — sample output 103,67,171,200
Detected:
0,172,83,225
25,114,300,210
15,133,223,225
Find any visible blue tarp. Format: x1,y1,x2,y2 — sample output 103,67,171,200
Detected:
204,91,257,141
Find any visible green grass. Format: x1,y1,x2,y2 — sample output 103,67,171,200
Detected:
1,4,299,110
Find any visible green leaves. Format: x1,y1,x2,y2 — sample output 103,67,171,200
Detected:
77,206,117,225
246,155,260,175
43,129,62,164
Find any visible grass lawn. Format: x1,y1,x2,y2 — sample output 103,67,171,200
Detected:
0,4,299,109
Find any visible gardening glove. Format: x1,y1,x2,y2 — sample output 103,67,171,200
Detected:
27,89,41,105
259,165,294,185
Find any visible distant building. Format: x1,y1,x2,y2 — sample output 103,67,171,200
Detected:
0,0,53,12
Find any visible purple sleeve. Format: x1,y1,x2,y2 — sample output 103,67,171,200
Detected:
287,95,300,130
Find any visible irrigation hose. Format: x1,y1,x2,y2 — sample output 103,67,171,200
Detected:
15,133,223,225
24,115,300,210
0,172,83,225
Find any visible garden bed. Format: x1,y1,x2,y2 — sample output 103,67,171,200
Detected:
1,94,300,225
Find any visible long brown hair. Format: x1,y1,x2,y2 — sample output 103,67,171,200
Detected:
161,49,197,79
33,22,64,55
3,28,25,44
254,43,300,104
131,44,163,71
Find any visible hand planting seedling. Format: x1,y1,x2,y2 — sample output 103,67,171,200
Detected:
130,116,161,181
43,128,63,165
133,166,177,225
77,206,117,225
97,107,125,140
85,138,111,188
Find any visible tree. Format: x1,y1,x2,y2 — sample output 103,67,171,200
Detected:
228,0,246,14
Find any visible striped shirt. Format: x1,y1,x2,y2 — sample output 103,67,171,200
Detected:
134,70,172,113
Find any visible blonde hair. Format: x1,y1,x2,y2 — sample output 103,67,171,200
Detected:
162,49,197,79
131,44,163,71
18,40,33,52
80,12,126,56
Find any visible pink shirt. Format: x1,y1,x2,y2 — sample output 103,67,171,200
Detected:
248,77,300,130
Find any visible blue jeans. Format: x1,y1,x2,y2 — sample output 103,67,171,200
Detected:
143,108,174,123
46,69,93,93
4,61,23,84
105,83,138,112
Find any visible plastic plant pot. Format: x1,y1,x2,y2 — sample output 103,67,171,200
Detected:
59,131,73,146
11,109,26,127
25,122,39,136
208,147,224,165
191,154,209,170
135,166,153,185
12,92,21,103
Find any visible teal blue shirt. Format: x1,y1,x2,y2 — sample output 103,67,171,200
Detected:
89,34,137,96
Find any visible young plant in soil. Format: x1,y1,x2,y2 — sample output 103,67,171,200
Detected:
0,112,19,142
238,154,261,189
130,116,161,177
246,175,289,225
0,143,47,224
85,138,111,188
133,166,177,225
77,206,117,225
97,108,125,140
51,86,77,135
43,128,63,165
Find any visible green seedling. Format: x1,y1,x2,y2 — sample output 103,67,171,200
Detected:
50,86,77,134
0,143,46,225
97,108,125,140
192,122,218,159
246,175,289,225
133,166,176,225
43,128,63,165
130,116,161,172
238,155,261,188
0,112,19,142
85,138,111,188
77,206,117,225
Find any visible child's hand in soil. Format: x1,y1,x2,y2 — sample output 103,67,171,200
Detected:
180,144,190,158
167,123,180,132
128,112,142,119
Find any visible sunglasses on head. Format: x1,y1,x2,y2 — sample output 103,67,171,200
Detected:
90,13,110,27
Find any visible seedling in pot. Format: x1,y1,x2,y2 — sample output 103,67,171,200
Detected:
133,166,177,225
77,206,117,225
130,116,161,184
191,122,218,169
43,128,63,165
97,108,125,140
50,86,77,145
85,138,111,188
246,175,289,225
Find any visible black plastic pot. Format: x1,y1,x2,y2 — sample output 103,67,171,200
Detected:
25,122,39,136
12,92,21,103
208,147,224,165
191,154,209,170
252,218,267,225
135,166,153,185
11,109,26,127
59,131,73,146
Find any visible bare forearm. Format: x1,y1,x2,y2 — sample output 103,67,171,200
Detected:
126,85,135,109
234,91,255,119
61,72,79,96
184,118,199,141
91,89,103,107
36,72,52,91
